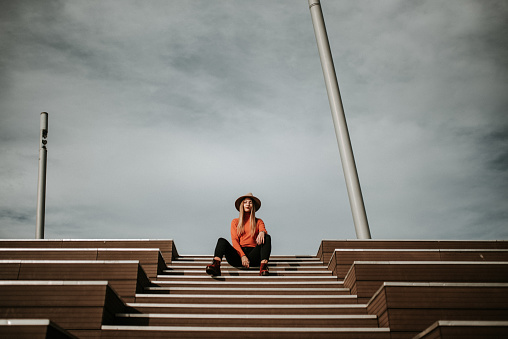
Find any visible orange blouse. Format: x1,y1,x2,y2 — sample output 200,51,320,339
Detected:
230,215,267,257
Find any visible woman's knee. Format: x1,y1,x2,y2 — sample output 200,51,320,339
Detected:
264,234,272,244
217,237,229,245
215,237,229,252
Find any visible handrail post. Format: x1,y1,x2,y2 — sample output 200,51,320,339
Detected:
308,0,371,239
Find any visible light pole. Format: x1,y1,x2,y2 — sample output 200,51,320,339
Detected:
36,112,48,239
308,0,371,239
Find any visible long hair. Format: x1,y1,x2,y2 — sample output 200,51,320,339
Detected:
237,199,257,237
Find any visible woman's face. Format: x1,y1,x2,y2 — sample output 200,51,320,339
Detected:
243,198,253,212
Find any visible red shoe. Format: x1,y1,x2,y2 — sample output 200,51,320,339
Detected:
259,262,269,276
206,259,221,276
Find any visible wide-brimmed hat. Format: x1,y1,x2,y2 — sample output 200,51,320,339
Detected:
235,193,261,212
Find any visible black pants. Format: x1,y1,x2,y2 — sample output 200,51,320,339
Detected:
214,234,272,267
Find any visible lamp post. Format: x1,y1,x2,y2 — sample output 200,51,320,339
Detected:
36,112,48,239
308,0,371,239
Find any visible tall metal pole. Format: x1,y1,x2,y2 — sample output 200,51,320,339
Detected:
308,0,371,239
36,112,49,239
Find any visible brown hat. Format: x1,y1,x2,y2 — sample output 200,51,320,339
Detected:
235,193,261,212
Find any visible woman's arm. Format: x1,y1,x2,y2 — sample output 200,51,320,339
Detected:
256,219,267,244
241,255,250,268
256,231,265,244
230,219,246,257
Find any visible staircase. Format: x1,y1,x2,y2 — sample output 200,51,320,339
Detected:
103,254,390,338
1,239,508,338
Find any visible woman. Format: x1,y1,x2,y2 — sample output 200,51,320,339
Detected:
206,193,271,276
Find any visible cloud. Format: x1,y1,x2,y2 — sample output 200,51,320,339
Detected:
1,0,507,255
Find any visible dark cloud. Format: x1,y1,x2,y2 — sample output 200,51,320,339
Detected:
0,208,34,238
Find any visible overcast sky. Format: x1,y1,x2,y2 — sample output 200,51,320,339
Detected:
1,0,507,255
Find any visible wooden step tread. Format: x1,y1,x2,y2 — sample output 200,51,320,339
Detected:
162,270,332,275
167,268,330,272
136,293,357,299
128,303,367,309
134,294,358,304
414,320,508,339
152,281,344,286
380,281,508,287
333,248,508,252
0,319,78,339
145,287,351,294
349,260,508,265
170,260,325,267
173,254,320,261
175,257,321,262
156,275,338,281
114,313,378,327
117,313,376,319
101,325,391,338
166,265,328,270
126,303,367,315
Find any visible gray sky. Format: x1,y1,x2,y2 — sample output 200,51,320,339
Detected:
1,0,507,255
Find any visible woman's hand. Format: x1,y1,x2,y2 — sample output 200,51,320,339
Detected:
241,256,250,268
256,231,265,245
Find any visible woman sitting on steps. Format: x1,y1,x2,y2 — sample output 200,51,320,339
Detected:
206,193,271,276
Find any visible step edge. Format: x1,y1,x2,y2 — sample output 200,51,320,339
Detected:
135,294,357,298
127,303,367,308
115,313,377,319
102,325,390,332
145,287,350,291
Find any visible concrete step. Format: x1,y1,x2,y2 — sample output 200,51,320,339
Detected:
101,325,391,338
114,313,379,327
126,303,368,315
134,293,358,304
144,286,351,295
